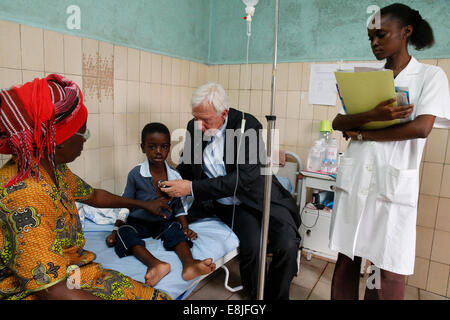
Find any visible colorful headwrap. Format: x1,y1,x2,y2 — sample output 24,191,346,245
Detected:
0,74,88,187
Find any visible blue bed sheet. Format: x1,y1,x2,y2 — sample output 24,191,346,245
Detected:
83,217,239,299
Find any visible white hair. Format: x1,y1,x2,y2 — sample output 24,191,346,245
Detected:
191,82,230,114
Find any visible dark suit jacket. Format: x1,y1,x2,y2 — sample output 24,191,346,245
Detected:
177,108,301,229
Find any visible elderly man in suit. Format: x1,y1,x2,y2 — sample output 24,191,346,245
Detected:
161,83,301,300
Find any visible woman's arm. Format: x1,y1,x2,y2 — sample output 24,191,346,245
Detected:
332,98,414,131
82,188,144,208
345,114,436,141
81,189,169,218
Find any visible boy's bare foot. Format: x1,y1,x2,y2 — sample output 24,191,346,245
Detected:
145,262,170,286
182,258,216,281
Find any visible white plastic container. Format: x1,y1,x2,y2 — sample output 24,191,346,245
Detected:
307,140,325,172
319,131,331,144
321,138,338,174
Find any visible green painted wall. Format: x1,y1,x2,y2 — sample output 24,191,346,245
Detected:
210,0,450,64
1,0,449,65
0,0,211,63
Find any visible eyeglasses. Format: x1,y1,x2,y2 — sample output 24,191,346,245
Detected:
74,128,91,141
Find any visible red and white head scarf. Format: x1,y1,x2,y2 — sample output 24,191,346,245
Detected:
0,74,88,186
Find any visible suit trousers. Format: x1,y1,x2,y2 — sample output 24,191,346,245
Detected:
213,201,300,300
331,253,407,300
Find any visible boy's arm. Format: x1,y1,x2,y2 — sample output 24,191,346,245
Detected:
177,214,189,231
177,214,197,240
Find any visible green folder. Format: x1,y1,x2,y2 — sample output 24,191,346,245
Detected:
335,69,398,130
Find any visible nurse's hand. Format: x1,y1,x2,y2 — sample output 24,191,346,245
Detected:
369,98,414,121
343,131,359,140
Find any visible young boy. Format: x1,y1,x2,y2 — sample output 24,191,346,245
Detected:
106,122,216,286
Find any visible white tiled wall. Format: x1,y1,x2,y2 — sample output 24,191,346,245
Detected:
1,19,450,298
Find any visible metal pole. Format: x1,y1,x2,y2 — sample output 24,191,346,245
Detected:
257,0,279,300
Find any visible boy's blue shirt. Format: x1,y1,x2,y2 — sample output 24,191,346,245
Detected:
123,160,189,222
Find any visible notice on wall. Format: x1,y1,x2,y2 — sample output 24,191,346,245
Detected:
308,62,385,106
308,63,339,106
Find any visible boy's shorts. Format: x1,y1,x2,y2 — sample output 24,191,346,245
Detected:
114,217,193,258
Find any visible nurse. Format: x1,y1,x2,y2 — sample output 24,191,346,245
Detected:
329,3,450,300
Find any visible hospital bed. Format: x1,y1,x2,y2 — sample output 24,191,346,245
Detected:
81,212,240,300
80,151,302,300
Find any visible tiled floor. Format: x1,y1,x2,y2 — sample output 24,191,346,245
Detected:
186,254,450,300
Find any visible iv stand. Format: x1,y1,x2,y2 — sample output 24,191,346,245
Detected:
257,0,279,300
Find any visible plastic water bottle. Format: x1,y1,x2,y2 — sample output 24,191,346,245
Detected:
320,158,329,173
307,140,325,172
319,120,332,144
319,130,331,145
322,138,339,174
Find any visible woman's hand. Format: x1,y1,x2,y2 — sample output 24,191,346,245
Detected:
106,232,117,247
343,130,359,140
143,197,173,219
183,228,198,240
368,98,414,121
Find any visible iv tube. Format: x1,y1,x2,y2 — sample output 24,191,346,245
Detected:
229,0,259,236
242,0,258,90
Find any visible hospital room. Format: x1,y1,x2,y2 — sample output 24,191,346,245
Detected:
0,0,449,305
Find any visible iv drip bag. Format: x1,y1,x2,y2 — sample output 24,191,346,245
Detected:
242,0,259,7
242,0,259,21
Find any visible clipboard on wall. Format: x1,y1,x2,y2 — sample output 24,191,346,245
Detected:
335,69,399,130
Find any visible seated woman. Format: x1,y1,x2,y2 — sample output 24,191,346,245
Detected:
0,74,171,300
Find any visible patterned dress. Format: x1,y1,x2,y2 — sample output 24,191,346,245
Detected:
0,158,171,300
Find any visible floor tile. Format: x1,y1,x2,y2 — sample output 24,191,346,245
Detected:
186,273,234,300
308,263,334,300
419,289,450,300
292,256,328,289
320,262,335,283
185,254,428,301
228,290,252,300
187,258,242,300
405,285,420,300
307,279,331,300
289,284,310,300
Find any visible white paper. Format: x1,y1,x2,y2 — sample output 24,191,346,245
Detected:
308,61,386,106
308,64,339,106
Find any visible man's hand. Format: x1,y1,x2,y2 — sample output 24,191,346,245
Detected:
143,197,173,219
368,98,414,122
160,180,192,198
